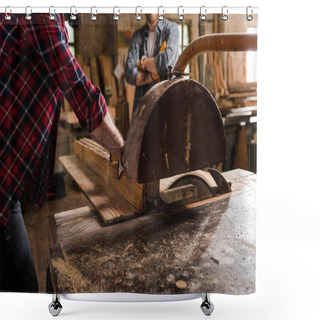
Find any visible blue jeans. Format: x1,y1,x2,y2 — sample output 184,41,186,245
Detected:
0,201,38,292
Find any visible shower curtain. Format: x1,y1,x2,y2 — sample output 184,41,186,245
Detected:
0,7,257,300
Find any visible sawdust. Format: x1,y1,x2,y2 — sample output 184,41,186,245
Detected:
51,257,91,292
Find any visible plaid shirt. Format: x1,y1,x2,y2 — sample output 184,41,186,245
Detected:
0,14,107,226
125,19,179,114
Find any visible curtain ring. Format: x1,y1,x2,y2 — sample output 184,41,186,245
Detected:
5,6,12,21
135,6,142,21
90,6,97,21
70,6,77,21
113,6,120,21
177,6,184,21
246,6,253,21
158,6,164,21
49,6,55,21
221,6,228,21
25,6,32,20
200,6,207,21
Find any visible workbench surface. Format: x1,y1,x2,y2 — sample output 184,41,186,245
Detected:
48,169,255,295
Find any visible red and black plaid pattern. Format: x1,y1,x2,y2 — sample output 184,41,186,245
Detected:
0,14,107,225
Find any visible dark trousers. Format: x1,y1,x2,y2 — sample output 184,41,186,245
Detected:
0,201,38,292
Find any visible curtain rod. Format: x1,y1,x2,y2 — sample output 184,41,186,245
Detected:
0,6,259,15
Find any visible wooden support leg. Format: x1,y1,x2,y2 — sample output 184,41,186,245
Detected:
234,124,249,170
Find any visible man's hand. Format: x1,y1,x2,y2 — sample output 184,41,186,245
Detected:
136,70,153,86
89,111,124,160
141,56,158,76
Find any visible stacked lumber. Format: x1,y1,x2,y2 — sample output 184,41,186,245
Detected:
74,138,146,212
211,52,257,111
205,52,229,100
62,53,126,129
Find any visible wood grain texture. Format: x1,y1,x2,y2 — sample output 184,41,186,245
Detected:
82,65,91,80
89,57,100,87
75,138,146,211
99,54,118,107
59,155,141,224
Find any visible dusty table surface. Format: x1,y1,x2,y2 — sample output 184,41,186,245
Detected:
48,169,256,295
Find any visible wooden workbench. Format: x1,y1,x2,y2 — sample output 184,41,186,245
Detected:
47,169,256,295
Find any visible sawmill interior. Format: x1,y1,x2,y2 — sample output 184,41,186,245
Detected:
20,13,257,294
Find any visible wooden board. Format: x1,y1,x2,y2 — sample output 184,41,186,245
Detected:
89,57,100,87
115,99,129,138
82,65,91,80
59,155,141,224
99,54,118,107
74,138,146,211
125,83,135,122
76,53,84,69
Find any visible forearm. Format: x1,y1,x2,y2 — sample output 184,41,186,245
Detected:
136,71,153,86
89,111,124,159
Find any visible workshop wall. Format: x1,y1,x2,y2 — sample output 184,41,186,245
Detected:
74,15,117,65
61,13,257,172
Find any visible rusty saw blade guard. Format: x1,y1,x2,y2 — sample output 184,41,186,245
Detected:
124,78,226,183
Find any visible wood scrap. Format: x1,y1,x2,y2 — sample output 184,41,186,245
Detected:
99,54,118,107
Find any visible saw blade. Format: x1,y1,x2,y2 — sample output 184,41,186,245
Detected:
169,174,215,205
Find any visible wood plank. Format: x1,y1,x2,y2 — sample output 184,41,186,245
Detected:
99,54,118,107
234,125,249,170
228,91,257,98
82,65,91,80
76,53,84,69
54,206,95,226
66,111,78,125
125,84,135,122
228,82,257,93
218,58,229,96
89,57,100,87
59,155,141,224
75,138,146,211
63,97,71,113
227,52,235,86
160,184,197,204
190,58,199,82
115,99,129,138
